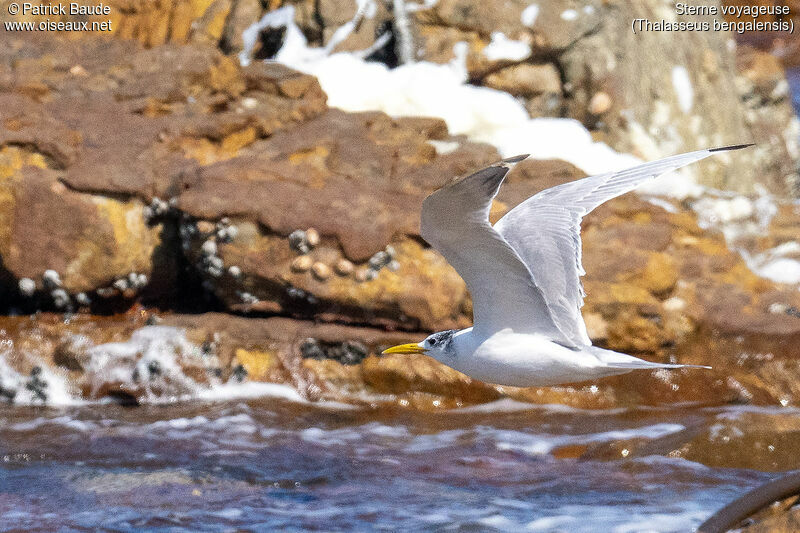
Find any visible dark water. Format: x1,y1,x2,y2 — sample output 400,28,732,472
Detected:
0,397,777,532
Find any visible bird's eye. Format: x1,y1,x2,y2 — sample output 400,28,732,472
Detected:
429,338,437,346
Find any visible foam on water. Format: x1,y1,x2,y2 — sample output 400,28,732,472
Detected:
491,423,685,456
1,397,780,532
84,326,205,401
453,398,629,415
0,325,320,406
285,419,688,460
0,355,80,406
196,382,307,403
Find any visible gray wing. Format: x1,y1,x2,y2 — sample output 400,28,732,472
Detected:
421,155,575,345
494,145,752,346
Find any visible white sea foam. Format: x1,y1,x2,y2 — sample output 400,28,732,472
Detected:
671,66,694,113
483,32,531,62
521,4,540,27
560,9,578,21
694,195,756,227
453,398,629,415
741,241,800,284
196,382,307,403
0,356,80,406
427,139,461,154
9,415,99,432
525,515,576,531
241,6,641,177
0,325,320,406
493,423,685,456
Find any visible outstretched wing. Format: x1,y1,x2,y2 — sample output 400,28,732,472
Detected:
421,155,575,345
494,144,752,346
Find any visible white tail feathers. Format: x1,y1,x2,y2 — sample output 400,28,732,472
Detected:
589,346,711,370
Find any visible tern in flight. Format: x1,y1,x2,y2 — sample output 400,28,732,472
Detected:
383,144,752,386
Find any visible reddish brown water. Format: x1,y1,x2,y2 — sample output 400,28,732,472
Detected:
0,397,783,532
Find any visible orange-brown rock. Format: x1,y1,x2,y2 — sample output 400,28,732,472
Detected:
0,32,326,305
738,503,800,533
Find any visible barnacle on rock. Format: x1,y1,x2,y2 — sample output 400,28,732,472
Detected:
291,255,313,272
311,262,331,280
335,259,354,276
18,278,36,297
51,289,70,309
42,270,62,289
288,229,310,254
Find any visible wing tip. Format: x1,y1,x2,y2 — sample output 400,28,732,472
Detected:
709,143,754,153
500,154,530,165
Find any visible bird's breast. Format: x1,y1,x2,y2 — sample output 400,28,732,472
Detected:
448,331,610,387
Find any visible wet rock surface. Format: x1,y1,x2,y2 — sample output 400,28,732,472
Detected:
0,5,798,416
737,500,800,533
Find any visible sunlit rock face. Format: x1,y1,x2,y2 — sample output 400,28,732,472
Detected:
2,0,796,194
0,33,326,311
0,3,799,414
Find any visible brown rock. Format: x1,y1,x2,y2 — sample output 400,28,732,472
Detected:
233,347,279,381
738,503,800,533
220,0,264,54
410,0,797,195
737,44,788,99
361,353,501,404
315,0,393,54
176,109,497,262
189,0,233,45
0,32,327,303
483,63,562,98
0,163,163,294
676,411,800,472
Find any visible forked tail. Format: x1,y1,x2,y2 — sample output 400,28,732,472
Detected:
589,346,711,370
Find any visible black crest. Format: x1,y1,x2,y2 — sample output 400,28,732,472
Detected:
427,330,457,352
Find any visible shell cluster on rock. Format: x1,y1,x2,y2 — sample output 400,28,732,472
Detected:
300,337,369,365
236,290,259,304
291,255,313,273
18,270,76,310
288,228,336,281
334,259,354,276
215,218,239,243
17,278,36,297
287,226,400,285
289,229,312,254
311,262,331,280
356,244,399,282
142,197,174,222
180,217,246,299
73,271,152,305
286,286,319,306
